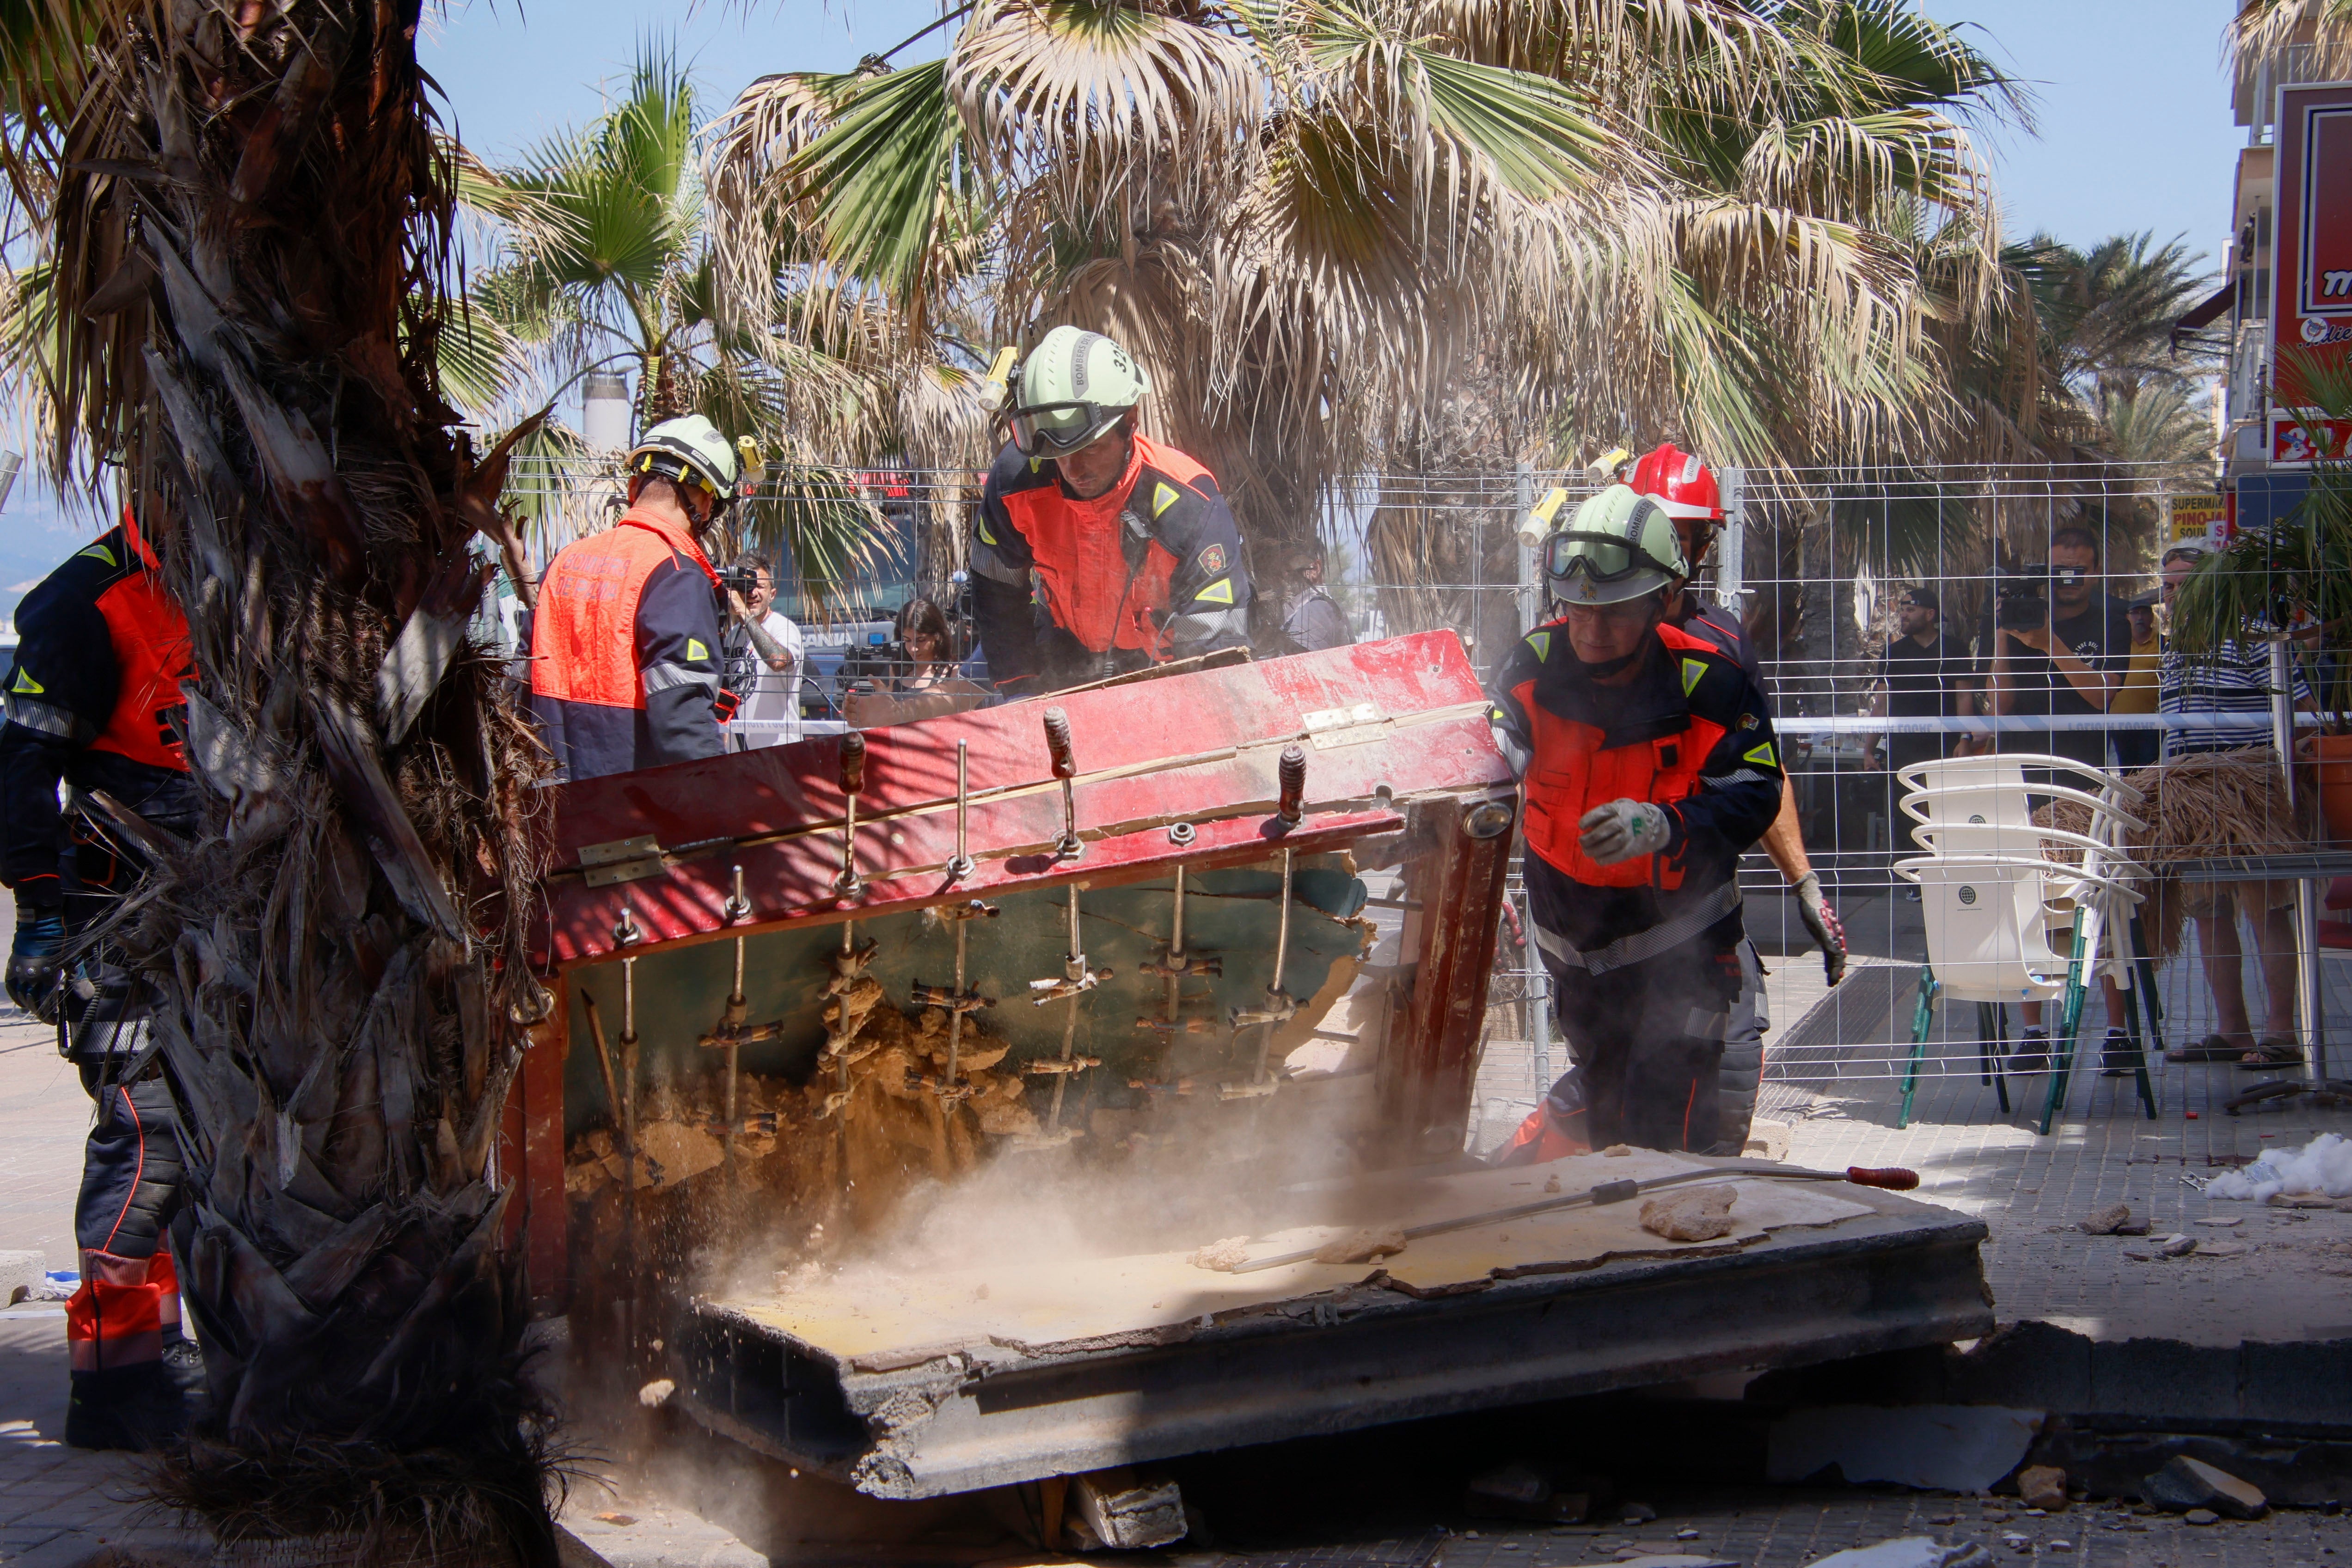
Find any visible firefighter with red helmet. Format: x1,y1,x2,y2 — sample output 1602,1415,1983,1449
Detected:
530,415,753,781
968,327,1252,694
1486,487,1784,1156
1625,443,1845,1151
0,510,202,1449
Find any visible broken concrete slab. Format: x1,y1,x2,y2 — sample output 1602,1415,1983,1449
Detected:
1803,1538,1995,1568
2143,1455,2267,1519
1767,1405,2043,1492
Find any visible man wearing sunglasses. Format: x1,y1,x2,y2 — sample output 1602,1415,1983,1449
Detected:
1485,486,1785,1155
968,327,1251,694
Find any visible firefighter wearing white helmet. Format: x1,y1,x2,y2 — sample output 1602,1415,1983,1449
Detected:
1485,485,1784,1158
968,325,1252,693
530,414,758,781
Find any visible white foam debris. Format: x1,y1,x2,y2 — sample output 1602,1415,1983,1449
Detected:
2206,1132,2352,1200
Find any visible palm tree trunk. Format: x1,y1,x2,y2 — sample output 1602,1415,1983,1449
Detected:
47,2,557,1559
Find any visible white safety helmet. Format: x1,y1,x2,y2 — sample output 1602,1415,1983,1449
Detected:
628,415,760,515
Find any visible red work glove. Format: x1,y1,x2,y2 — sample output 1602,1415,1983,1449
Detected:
713,686,742,724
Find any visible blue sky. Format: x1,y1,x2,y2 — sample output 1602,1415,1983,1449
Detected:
0,0,2253,588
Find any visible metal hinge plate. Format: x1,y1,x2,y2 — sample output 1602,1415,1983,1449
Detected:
580,834,665,887
1302,702,1389,749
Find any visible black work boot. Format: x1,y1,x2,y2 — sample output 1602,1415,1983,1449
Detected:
65,1358,192,1451
2007,1026,2051,1074
2099,1027,2137,1078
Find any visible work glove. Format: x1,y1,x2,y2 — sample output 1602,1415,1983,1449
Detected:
1792,870,1848,987
6,905,65,1023
1577,798,1673,867
712,686,742,724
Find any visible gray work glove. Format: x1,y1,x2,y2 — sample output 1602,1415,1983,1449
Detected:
1792,870,1849,986
1577,798,1672,867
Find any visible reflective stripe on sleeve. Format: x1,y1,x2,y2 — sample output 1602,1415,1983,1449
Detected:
3,693,96,742
643,661,717,696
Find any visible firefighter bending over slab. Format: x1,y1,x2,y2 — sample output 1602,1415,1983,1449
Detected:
1485,487,1784,1156
0,510,202,1450
968,326,1252,695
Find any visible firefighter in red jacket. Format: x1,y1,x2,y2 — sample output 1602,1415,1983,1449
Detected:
531,415,752,781
969,326,1252,694
1486,486,1784,1156
0,509,202,1450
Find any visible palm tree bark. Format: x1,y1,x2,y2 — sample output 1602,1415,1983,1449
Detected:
43,2,557,1558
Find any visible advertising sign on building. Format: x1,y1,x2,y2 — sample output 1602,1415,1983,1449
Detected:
2166,493,2228,544
2268,412,2352,464
2273,81,2352,407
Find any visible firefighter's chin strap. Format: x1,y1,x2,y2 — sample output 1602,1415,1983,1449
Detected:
1568,595,1666,680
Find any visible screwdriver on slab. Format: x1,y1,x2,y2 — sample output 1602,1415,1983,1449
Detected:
1228,1159,1918,1274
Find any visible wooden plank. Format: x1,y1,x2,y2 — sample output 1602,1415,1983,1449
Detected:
1385,798,1517,1159
520,974,570,1314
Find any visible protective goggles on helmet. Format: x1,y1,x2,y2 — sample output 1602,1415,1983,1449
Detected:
1003,400,1130,458
1543,528,1680,586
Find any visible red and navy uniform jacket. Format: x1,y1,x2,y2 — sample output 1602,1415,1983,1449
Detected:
1669,589,1764,688
968,434,1251,693
0,516,197,912
1486,620,1782,958
529,506,727,783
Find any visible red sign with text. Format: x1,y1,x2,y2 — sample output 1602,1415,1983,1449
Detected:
2274,83,2352,406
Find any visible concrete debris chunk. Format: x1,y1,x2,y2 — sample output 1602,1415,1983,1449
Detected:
637,1378,675,1408
2017,1464,2068,1511
1639,1184,1736,1242
1603,1143,1634,1157
2183,1508,2220,1525
2079,1203,2132,1235
2197,1240,2248,1257
1805,1537,1995,1568
2143,1455,2267,1519
2157,1233,2198,1257
0,1250,41,1307
1188,1236,1252,1272
1313,1224,1408,1264
2113,1219,2151,1235
2195,1216,2243,1227
1065,1467,1187,1550
1464,1460,1595,1524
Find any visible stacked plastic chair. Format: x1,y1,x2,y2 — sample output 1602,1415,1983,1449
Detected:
1891,754,2159,1133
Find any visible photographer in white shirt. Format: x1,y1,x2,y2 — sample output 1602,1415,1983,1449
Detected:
723,563,804,749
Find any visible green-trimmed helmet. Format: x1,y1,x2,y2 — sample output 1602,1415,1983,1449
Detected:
1543,485,1687,606
629,415,755,513
1004,325,1152,457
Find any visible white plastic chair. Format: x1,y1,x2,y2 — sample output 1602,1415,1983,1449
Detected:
1891,852,2151,1132
1899,756,2167,1094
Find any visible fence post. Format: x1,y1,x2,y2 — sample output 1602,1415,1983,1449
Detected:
1515,463,1539,634
1717,466,1746,606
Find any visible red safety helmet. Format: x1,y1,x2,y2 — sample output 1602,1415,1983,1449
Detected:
1629,442,1724,522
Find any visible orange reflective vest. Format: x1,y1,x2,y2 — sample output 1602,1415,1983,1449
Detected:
1514,623,1727,890
990,435,1211,655
533,509,720,709
92,513,192,772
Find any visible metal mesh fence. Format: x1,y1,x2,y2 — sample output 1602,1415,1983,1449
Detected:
494,455,2337,1116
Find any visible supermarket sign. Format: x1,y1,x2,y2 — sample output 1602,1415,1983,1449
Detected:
2166,493,2227,544
2273,80,2352,406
